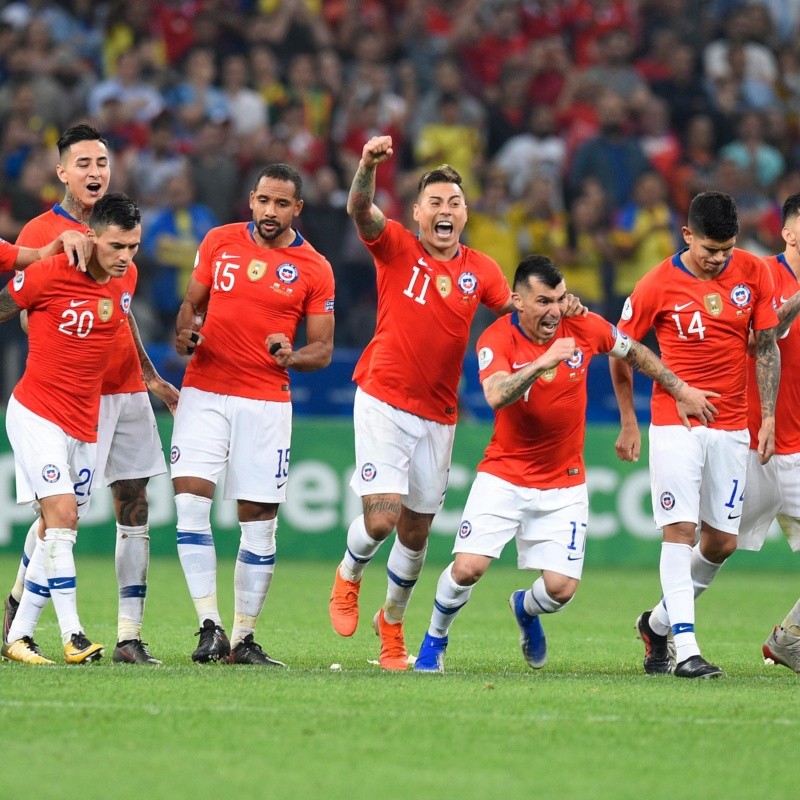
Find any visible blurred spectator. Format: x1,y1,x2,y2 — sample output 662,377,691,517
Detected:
570,0,640,68
88,49,165,125
671,113,720,214
188,118,239,224
273,99,329,179
583,28,650,105
483,63,532,157
220,52,269,147
0,79,57,180
527,35,575,106
164,46,231,134
712,155,772,249
0,148,57,240
249,44,290,125
650,42,713,134
509,174,568,264
719,110,786,189
285,51,334,138
637,95,682,183
247,0,332,63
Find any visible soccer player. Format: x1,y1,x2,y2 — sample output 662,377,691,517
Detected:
735,193,800,673
0,231,91,272
611,191,780,678
172,163,334,665
413,255,719,672
328,135,515,671
1,124,178,665
0,193,142,665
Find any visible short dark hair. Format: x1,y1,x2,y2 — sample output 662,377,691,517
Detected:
687,191,739,240
89,193,141,232
417,164,462,196
252,163,303,200
782,192,800,226
56,124,107,159
514,254,563,292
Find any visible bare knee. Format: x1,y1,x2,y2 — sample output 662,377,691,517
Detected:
700,527,737,563
363,494,402,541
542,573,579,605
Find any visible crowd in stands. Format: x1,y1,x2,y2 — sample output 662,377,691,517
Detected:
2,0,800,396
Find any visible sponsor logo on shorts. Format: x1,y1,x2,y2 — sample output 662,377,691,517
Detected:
457,272,477,294
42,464,60,483
277,263,299,283
120,292,132,314
730,284,751,308
361,462,376,482
660,491,676,511
458,520,472,539
170,446,180,464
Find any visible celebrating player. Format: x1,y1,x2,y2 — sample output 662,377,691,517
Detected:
611,191,779,678
171,163,335,665
0,194,142,665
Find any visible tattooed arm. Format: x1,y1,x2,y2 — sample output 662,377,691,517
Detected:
346,136,392,242
754,326,780,464
776,290,800,339
0,286,22,324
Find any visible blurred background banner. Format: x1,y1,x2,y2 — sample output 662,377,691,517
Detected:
0,413,790,569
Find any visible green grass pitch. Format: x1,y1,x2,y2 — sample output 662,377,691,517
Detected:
0,553,797,799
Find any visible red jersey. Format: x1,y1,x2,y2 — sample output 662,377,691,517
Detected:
618,249,778,430
354,220,511,424
183,223,335,401
9,255,138,442
17,205,144,395
0,238,20,272
747,254,800,453
477,312,622,489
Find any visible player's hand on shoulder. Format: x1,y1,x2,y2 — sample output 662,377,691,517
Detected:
176,328,204,356
362,136,393,168
59,230,93,272
563,293,588,317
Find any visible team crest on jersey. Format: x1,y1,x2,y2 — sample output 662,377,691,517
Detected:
730,284,751,308
42,464,60,483
120,292,132,314
248,259,267,281
276,262,299,283
457,272,477,294
458,520,472,539
541,367,557,382
97,298,113,322
12,271,24,290
660,491,676,511
703,293,723,316
361,462,376,482
565,349,584,369
436,275,452,297
170,446,180,464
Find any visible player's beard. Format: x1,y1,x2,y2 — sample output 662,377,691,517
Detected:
256,219,287,241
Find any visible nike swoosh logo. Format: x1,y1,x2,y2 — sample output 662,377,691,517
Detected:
566,554,583,561
512,361,531,369
674,301,694,311
221,252,239,260
277,480,287,489
728,512,742,520
51,579,72,589
258,556,272,563
70,299,88,307
780,296,788,304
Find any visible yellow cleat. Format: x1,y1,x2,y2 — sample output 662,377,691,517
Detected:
64,632,104,664
1,636,55,665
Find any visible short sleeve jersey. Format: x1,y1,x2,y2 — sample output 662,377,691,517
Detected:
182,223,335,401
747,254,800,453
353,219,511,424
9,255,138,442
17,206,144,395
0,238,20,271
476,311,621,489
618,249,777,430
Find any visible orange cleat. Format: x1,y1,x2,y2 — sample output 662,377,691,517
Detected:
373,609,408,671
329,567,361,637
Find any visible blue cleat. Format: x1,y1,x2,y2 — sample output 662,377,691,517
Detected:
509,590,547,669
414,632,448,672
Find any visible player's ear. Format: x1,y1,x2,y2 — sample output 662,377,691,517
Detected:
511,291,523,311
55,164,68,185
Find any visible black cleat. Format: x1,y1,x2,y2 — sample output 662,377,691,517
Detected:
112,639,163,665
3,593,19,644
192,619,231,663
228,634,285,666
674,655,724,679
635,611,674,675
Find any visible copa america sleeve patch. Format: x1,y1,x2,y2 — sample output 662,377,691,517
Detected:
608,326,632,357
478,347,493,370
621,296,633,321
13,270,24,290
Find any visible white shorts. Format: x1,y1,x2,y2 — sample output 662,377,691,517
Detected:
452,472,589,580
92,391,167,490
170,386,292,503
349,388,455,514
5,394,96,518
649,425,749,534
738,449,800,552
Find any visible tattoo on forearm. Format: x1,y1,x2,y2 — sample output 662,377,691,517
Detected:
492,368,545,406
0,288,21,323
348,166,384,238
625,341,683,395
777,294,800,338
755,328,780,416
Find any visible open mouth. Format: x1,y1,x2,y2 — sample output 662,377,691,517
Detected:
434,221,453,237
540,319,559,334
86,182,103,196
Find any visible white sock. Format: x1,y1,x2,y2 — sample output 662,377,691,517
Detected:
659,542,699,662
781,600,800,636
383,539,427,624
232,518,277,648
116,523,150,642
340,515,382,582
649,543,725,636
524,577,566,616
427,563,473,637
175,493,220,627
6,537,49,643
43,528,82,645
10,518,39,603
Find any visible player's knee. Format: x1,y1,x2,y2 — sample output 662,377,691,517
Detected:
175,493,213,531
450,560,484,586
363,512,398,540
542,575,579,606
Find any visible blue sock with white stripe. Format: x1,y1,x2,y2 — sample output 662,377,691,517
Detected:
427,562,473,637
6,536,49,644
232,518,277,647
175,493,220,628
43,527,81,645
384,539,427,624
116,524,150,642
